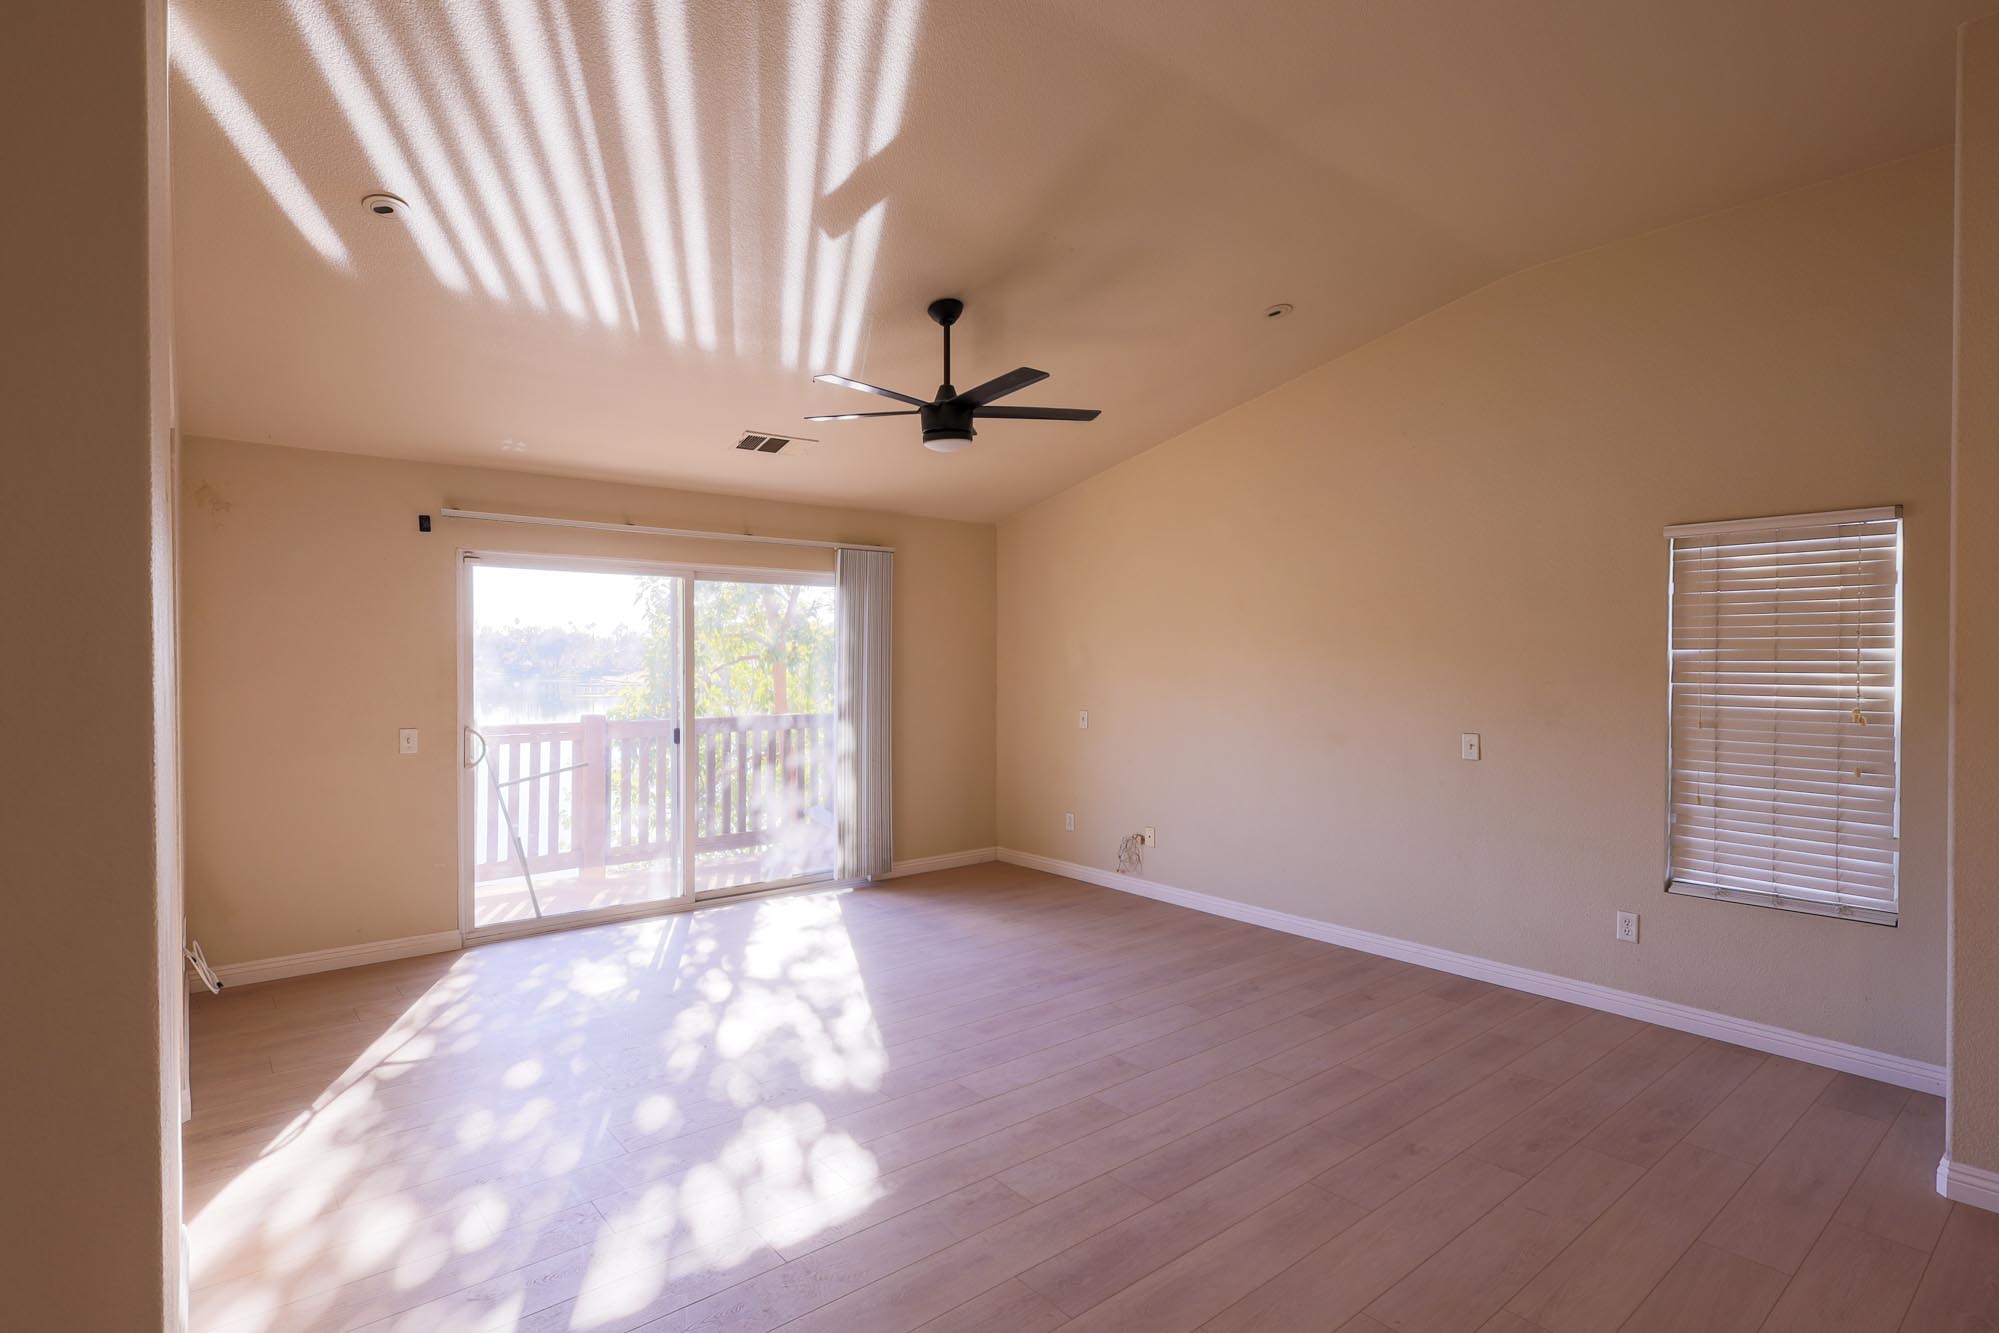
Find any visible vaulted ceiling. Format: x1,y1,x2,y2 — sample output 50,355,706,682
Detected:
170,0,1982,521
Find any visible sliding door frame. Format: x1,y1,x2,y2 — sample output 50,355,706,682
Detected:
456,548,839,944
684,570,839,905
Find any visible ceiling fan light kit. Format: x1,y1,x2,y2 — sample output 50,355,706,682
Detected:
808,298,1102,453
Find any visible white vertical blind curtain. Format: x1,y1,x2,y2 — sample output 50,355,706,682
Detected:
836,548,893,882
1666,508,1902,923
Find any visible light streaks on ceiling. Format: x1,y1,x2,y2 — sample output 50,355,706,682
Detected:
169,0,922,373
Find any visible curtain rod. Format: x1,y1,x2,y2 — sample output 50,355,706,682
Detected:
436,507,894,553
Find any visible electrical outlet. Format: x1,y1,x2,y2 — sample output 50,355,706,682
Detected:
1142,826,1157,847
1615,911,1639,943
399,727,419,755
1078,709,1089,730
1064,812,1075,832
1460,732,1481,761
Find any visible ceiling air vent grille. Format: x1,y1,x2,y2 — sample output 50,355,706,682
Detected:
737,431,815,455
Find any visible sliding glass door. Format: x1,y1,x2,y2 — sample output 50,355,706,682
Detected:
464,557,685,930
461,556,837,933
690,577,837,897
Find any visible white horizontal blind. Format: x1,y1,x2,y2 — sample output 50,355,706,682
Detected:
1667,510,1901,922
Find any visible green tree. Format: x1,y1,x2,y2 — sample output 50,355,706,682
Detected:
612,578,834,721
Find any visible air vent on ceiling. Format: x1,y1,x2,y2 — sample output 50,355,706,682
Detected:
736,431,815,456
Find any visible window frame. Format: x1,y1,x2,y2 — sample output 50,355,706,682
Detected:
1661,506,1904,927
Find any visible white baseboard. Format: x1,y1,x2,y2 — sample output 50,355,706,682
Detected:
883,847,999,879
998,848,1946,1096
186,849,1003,992
1937,1158,1999,1213
189,929,465,992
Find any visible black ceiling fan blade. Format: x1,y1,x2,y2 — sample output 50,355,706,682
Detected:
804,410,919,421
953,367,1049,408
814,373,929,407
972,405,1102,421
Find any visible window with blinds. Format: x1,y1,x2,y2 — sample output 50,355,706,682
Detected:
1665,507,1902,925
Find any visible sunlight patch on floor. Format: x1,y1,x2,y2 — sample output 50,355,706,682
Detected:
186,888,886,1331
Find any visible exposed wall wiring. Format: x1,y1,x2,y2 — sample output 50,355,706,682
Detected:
1117,832,1145,876
186,939,223,994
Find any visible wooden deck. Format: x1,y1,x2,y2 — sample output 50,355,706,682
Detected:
183,863,1994,1332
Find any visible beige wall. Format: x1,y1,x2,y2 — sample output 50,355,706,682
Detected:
999,150,1953,1064
179,437,995,964
0,0,183,1326
1948,16,1999,1176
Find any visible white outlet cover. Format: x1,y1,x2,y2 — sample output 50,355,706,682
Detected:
1142,826,1157,847
1064,812,1075,831
1616,910,1639,943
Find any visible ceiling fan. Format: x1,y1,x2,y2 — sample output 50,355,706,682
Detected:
807,298,1102,452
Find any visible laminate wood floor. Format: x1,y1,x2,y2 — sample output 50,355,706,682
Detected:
184,863,1993,1332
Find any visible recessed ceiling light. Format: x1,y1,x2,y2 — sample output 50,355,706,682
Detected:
362,192,409,218
1263,303,1294,320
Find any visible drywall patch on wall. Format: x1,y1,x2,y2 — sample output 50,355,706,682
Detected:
191,481,233,526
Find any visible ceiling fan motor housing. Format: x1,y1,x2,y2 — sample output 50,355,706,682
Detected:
920,394,976,450
806,298,1100,448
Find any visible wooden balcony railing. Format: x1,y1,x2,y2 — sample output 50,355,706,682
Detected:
474,712,836,881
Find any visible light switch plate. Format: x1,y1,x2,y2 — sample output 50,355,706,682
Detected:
1078,709,1089,730
1460,732,1481,761
399,728,419,755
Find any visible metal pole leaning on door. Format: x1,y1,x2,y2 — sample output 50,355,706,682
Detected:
492,760,592,919
469,726,546,920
